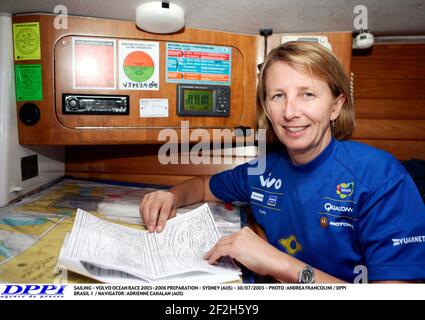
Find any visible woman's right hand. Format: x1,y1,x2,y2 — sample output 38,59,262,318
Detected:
139,190,177,233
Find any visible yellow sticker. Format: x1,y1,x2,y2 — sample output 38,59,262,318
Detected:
13,22,41,60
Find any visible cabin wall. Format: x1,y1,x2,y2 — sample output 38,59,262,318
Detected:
66,144,256,186
14,14,258,145
66,31,353,186
67,39,425,185
0,13,64,206
351,43,425,160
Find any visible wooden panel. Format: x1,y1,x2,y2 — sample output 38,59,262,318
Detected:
66,148,241,176
66,144,254,185
354,139,425,160
353,44,425,60
352,43,425,161
355,99,425,119
14,14,257,145
54,37,244,129
66,172,195,187
352,119,425,140
321,32,352,75
354,78,425,99
352,58,425,79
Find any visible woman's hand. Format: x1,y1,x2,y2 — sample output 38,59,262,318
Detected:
139,190,177,233
204,226,284,277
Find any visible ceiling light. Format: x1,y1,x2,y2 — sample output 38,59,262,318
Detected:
135,2,185,34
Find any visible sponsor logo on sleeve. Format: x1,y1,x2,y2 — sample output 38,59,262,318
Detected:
324,203,353,213
321,202,355,230
392,235,425,247
266,195,278,207
259,173,282,190
250,191,264,202
329,221,354,230
320,216,329,228
336,182,354,199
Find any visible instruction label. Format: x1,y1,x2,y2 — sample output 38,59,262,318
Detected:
73,37,116,89
13,22,41,60
139,99,168,118
119,40,160,90
166,42,231,85
15,64,43,101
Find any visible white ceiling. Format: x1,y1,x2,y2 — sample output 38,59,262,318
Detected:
1,0,424,36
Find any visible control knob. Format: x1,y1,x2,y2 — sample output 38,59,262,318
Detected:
66,97,79,110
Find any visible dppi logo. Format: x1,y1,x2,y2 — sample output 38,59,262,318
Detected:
260,173,282,190
336,182,354,199
1,285,66,297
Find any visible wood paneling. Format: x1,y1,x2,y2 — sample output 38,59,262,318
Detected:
66,172,195,187
54,37,245,130
67,146,241,176
14,14,257,145
355,79,425,99
66,144,254,186
354,140,425,161
355,99,425,119
353,44,425,60
353,119,425,140
352,43,425,160
352,59,425,79
65,31,353,183
320,32,353,76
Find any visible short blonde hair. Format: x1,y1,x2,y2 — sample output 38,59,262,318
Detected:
257,41,355,141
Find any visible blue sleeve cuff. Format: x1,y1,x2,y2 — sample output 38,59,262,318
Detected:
367,264,425,282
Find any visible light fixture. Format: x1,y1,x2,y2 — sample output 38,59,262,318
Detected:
352,30,374,49
135,1,185,34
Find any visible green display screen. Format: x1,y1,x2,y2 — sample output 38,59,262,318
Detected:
183,89,213,111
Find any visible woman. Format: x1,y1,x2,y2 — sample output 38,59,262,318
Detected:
140,42,425,283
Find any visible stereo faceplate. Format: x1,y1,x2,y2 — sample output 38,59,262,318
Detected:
63,94,130,115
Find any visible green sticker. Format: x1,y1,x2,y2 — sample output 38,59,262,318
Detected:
15,64,43,101
13,22,41,60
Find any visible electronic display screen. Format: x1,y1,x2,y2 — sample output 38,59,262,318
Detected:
183,89,213,111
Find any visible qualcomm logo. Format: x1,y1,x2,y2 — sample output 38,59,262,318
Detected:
259,173,282,190
324,203,353,213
